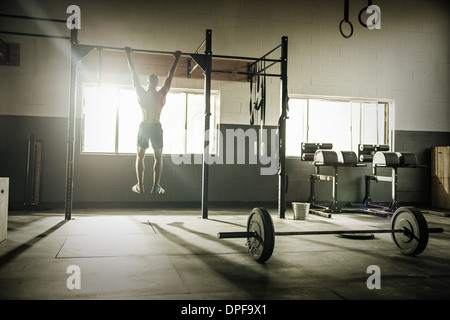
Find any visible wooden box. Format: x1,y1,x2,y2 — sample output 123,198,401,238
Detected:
0,178,9,243
431,147,450,209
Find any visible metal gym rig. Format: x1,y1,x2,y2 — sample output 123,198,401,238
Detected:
0,12,289,221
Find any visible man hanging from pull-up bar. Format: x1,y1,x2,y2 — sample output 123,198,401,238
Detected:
125,47,182,194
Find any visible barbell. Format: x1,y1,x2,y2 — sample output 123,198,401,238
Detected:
217,207,444,263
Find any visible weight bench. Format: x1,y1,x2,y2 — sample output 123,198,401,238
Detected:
307,149,367,216
362,151,426,212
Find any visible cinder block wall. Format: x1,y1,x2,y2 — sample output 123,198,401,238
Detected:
0,0,449,209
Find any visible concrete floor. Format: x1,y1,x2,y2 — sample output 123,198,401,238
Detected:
0,206,449,301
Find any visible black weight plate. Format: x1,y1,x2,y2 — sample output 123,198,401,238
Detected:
337,233,375,240
247,207,275,263
391,207,429,255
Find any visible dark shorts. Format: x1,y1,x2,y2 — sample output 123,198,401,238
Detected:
137,122,163,150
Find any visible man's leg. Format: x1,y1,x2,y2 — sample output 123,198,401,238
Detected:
152,147,164,194
133,147,146,194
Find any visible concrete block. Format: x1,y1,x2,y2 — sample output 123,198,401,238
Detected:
0,178,9,243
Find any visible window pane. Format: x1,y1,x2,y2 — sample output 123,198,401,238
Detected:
118,88,141,154
209,95,218,155
377,103,386,144
186,93,205,154
362,102,378,144
351,102,361,152
186,93,219,155
286,99,307,156
160,92,186,154
82,86,117,153
308,100,351,151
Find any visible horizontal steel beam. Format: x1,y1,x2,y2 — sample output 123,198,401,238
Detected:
0,30,70,40
211,69,281,78
212,53,280,63
0,13,67,23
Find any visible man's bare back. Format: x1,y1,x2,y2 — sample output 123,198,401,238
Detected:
136,84,165,123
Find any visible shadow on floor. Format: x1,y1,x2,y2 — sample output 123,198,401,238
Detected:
152,221,278,299
0,220,68,270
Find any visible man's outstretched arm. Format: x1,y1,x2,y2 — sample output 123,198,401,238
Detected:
161,51,182,95
125,47,142,89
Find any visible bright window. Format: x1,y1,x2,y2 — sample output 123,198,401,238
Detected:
81,84,220,155
286,96,394,157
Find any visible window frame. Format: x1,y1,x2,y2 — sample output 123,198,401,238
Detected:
286,94,395,158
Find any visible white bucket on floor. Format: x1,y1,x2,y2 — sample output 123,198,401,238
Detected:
292,202,310,220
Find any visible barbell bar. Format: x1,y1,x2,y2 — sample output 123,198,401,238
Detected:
217,207,444,263
218,227,444,239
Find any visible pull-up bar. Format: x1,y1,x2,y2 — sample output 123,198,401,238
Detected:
98,45,196,57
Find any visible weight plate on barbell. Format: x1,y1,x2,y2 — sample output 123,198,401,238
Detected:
391,206,429,255
247,207,275,263
337,233,375,240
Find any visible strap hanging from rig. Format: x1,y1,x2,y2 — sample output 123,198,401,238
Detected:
249,61,266,126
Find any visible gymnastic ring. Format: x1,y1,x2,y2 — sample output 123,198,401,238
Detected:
339,19,353,39
359,5,381,29
358,6,369,28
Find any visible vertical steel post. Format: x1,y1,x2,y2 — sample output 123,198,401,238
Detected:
391,167,398,210
65,29,79,220
25,133,36,206
279,36,288,219
201,29,212,219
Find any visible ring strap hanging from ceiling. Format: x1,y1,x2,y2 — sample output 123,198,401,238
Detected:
249,61,266,126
